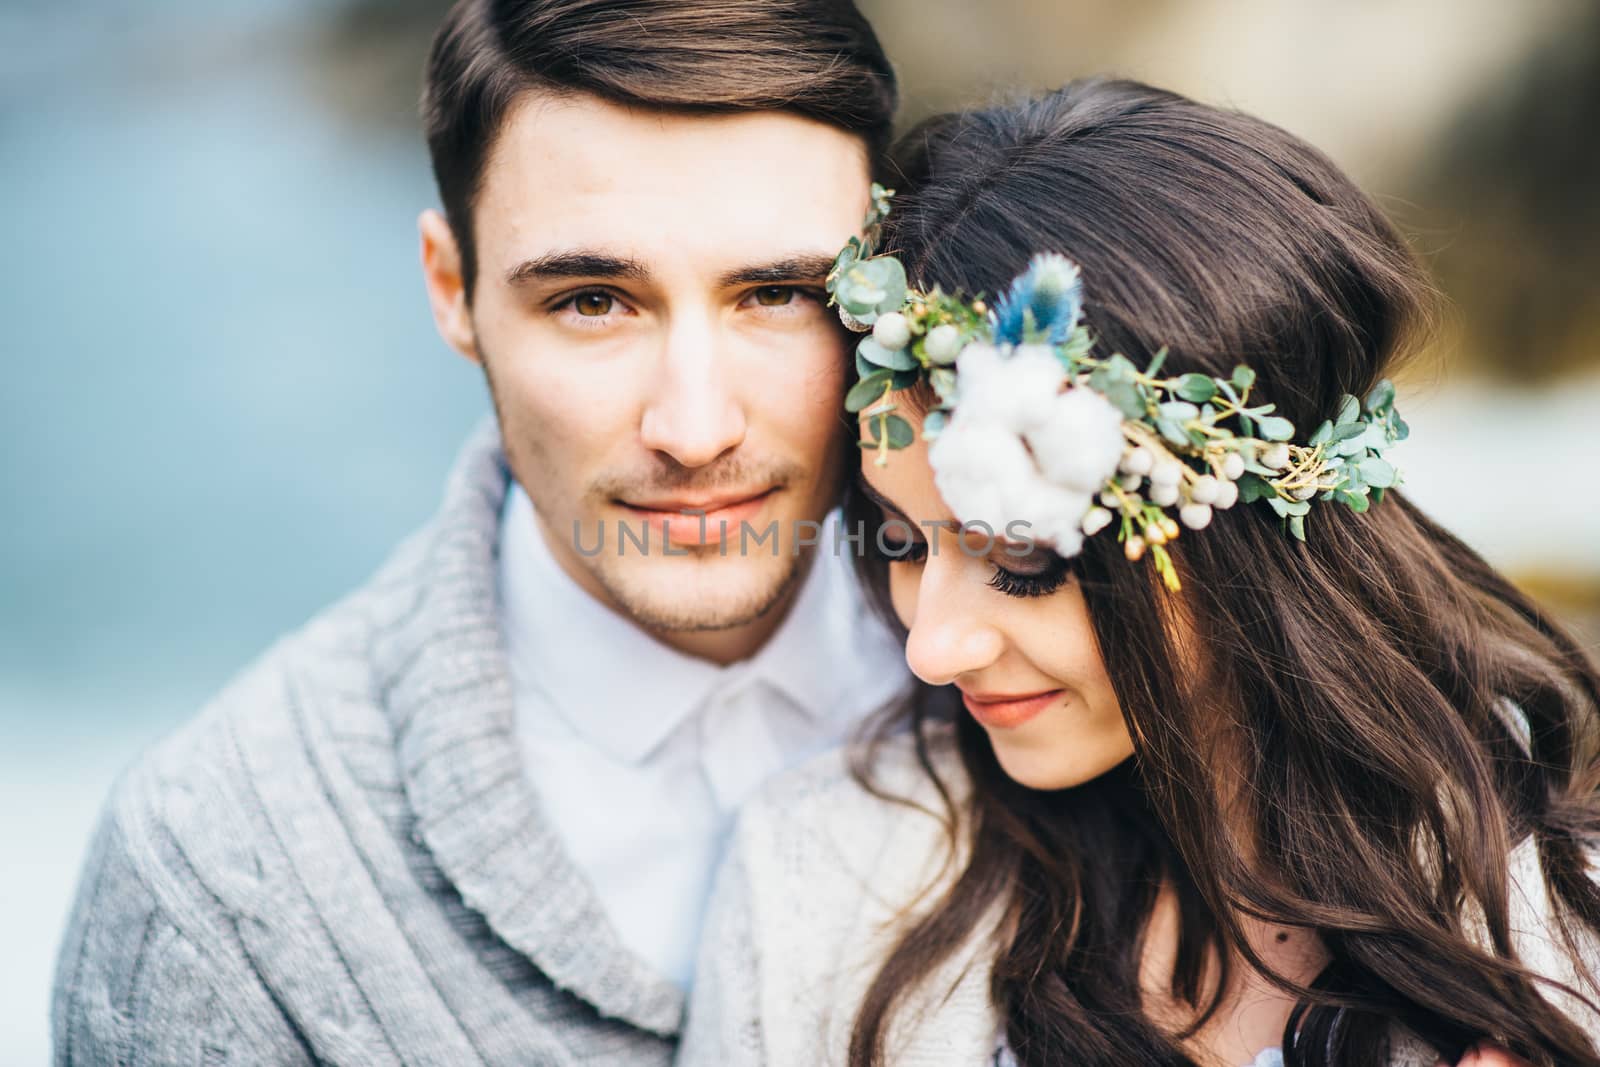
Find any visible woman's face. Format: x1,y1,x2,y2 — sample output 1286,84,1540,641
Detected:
859,410,1134,790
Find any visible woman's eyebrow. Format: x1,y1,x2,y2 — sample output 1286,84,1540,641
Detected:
855,478,908,519
855,479,959,531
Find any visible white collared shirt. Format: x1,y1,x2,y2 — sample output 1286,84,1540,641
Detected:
497,482,910,989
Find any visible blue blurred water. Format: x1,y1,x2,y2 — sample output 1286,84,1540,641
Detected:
1,6,485,1059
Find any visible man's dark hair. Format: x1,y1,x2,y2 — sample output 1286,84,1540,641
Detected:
421,0,899,298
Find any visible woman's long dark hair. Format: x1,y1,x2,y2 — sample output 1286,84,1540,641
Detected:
844,78,1600,1067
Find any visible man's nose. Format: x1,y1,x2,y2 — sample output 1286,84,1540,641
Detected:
638,317,748,468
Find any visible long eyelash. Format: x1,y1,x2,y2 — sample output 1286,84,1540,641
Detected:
987,555,1075,599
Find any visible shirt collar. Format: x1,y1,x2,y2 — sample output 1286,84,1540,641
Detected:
498,484,909,765
499,481,720,764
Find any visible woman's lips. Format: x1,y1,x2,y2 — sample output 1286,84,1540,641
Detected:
618,489,776,546
960,688,1064,730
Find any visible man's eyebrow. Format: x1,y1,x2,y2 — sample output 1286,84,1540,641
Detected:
717,253,839,289
504,250,650,287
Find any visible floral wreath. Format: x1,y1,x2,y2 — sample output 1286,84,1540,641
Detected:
827,185,1408,591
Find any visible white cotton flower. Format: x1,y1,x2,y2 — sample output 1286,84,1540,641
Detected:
1221,452,1246,481
1189,475,1221,506
1080,506,1115,537
1004,477,1090,557
927,415,1036,536
1213,479,1239,510
954,342,1064,433
1150,459,1185,488
1025,386,1127,494
1180,503,1213,530
1120,446,1155,477
923,324,964,364
1150,482,1180,507
872,311,910,350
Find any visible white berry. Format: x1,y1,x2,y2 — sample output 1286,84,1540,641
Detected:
1261,442,1292,470
1221,452,1246,480
872,312,910,350
1081,506,1114,537
1150,482,1180,507
923,324,963,364
1213,479,1239,509
1120,446,1155,477
1150,459,1184,488
1180,503,1213,530
1189,475,1221,505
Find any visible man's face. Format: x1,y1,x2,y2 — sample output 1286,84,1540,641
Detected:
421,93,870,641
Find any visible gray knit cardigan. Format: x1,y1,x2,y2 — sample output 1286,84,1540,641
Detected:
52,414,684,1065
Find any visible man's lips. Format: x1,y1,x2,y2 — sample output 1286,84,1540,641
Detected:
959,687,1064,730
616,488,777,545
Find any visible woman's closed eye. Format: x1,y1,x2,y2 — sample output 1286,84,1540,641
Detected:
872,521,1075,600
872,525,929,563
988,552,1074,599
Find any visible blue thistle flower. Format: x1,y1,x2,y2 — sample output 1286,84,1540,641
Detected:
992,253,1083,345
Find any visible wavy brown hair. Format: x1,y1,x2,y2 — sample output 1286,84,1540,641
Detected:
843,78,1600,1067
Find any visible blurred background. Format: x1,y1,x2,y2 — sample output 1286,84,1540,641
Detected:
3,0,1598,1059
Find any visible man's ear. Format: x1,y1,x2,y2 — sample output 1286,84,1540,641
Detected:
418,209,480,365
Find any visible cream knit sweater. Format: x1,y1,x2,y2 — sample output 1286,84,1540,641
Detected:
679,725,1600,1066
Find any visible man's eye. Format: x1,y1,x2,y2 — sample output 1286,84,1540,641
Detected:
752,286,796,307
572,291,615,316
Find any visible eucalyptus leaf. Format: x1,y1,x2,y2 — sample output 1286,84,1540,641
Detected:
1174,374,1217,403
1158,401,1200,422
1156,418,1189,447
1257,415,1296,442
1093,374,1147,420
1331,422,1367,443
1334,488,1371,513
845,370,892,413
1336,394,1360,425
1236,473,1272,503
858,337,917,371
923,410,948,438
1356,456,1397,488
1267,496,1290,517
1364,379,1396,414
1308,420,1333,447
883,414,915,449
1288,514,1307,542
1232,365,1256,391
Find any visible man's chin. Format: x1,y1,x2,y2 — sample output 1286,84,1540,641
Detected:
590,552,803,634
